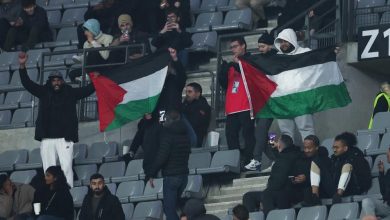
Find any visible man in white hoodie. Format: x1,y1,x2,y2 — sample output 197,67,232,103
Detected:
273,28,314,143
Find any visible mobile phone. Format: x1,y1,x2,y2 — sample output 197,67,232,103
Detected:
268,133,276,144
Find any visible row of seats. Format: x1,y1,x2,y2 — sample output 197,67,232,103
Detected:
37,0,98,10
47,7,87,28
191,0,237,14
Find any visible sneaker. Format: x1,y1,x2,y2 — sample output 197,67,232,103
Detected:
72,55,83,63
244,159,261,171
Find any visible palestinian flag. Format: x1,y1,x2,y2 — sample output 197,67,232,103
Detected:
240,47,351,119
89,51,170,131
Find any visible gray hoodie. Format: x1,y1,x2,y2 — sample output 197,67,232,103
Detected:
274,28,311,55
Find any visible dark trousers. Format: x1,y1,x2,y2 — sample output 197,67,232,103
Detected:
225,111,255,164
0,18,11,49
142,121,163,177
163,175,188,220
4,26,43,51
253,118,274,162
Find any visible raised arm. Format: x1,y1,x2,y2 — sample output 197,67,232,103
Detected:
18,52,46,98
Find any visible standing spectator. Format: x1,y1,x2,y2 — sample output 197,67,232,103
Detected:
181,199,220,220
235,0,270,28
32,166,74,220
245,32,277,171
361,148,390,219
0,0,21,50
18,52,95,187
151,7,192,66
218,37,255,169
274,0,311,32
273,28,313,143
309,132,372,204
0,174,35,220
148,109,191,220
232,204,249,220
160,0,191,29
369,81,390,129
79,174,124,220
182,82,211,148
308,0,336,35
3,0,52,51
243,135,301,215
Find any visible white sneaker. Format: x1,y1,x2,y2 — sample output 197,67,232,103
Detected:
72,55,83,63
261,161,274,173
244,159,261,171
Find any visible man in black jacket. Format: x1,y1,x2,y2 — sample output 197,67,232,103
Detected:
18,52,95,187
79,174,125,220
148,109,191,220
242,135,301,215
182,82,211,148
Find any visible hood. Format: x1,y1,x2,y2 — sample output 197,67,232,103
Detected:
163,119,188,135
83,19,101,37
274,28,299,54
183,199,207,220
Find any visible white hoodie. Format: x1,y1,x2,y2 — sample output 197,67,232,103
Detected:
274,28,311,55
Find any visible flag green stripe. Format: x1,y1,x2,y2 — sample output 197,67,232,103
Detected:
105,94,160,131
257,82,351,119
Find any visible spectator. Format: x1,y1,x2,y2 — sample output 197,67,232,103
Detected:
110,14,151,62
79,174,124,220
18,52,95,187
274,0,311,32
0,174,35,220
232,204,249,220
235,0,270,28
273,28,313,144
182,82,211,148
32,166,74,220
310,132,372,204
218,37,255,170
361,147,390,219
151,7,192,66
160,0,191,29
0,0,21,50
308,0,336,36
369,81,390,129
245,32,277,171
148,109,191,220
243,135,301,215
181,199,220,220
3,0,51,51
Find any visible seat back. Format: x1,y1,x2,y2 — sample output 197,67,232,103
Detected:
74,164,97,183
357,133,380,151
321,138,334,156
70,186,88,204
5,91,32,104
223,8,252,26
116,181,145,198
210,149,240,168
328,202,359,220
0,149,28,165
380,132,390,149
11,108,33,124
132,201,163,219
10,170,37,184
0,110,11,125
266,208,296,220
29,148,42,163
88,142,118,159
297,205,327,220
98,161,126,178
73,143,87,160
121,203,134,220
124,159,144,176
188,152,212,170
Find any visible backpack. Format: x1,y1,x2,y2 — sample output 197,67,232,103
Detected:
350,147,372,193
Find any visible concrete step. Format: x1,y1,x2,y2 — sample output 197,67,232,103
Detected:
205,200,242,213
206,209,229,218
232,176,269,187
206,193,245,203
220,183,267,195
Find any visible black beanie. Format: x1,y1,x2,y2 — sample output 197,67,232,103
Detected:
258,32,274,45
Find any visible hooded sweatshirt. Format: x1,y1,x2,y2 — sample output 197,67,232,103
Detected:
83,19,113,60
274,28,311,55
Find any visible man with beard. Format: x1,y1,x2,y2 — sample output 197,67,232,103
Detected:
79,174,124,220
18,52,95,187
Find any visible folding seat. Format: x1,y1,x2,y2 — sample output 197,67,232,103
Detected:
70,186,88,207
190,0,201,12
10,69,39,85
0,52,18,71
98,161,126,183
121,203,134,220
353,177,382,201
73,164,97,186
296,205,326,220
74,141,118,165
0,149,28,171
357,133,380,153
111,159,144,183
106,183,117,195
199,0,228,12
73,143,87,161
10,169,37,184
10,49,51,70
116,181,144,203
0,110,11,125
189,31,218,52
327,202,359,220
187,12,223,33
131,178,163,202
47,10,62,27
61,8,88,26
212,8,252,31
249,212,264,220
218,0,237,11
196,149,240,174
131,201,163,220
266,208,295,220
15,148,42,170
46,45,78,67
45,0,63,10
0,71,10,86
11,108,33,127
44,27,78,48
182,175,203,198
188,152,212,174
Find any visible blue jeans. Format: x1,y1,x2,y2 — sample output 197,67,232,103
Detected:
182,115,198,148
163,175,188,220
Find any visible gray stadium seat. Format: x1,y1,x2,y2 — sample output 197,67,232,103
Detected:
327,202,359,220
190,0,201,11
98,161,126,183
196,149,240,174
131,178,163,202
0,71,10,85
73,164,97,186
358,133,380,154
122,203,134,220
0,149,28,171
357,0,386,8
70,186,88,207
249,211,264,220
321,137,334,156
45,27,78,47
46,0,63,10
131,201,163,220
11,69,39,85
199,0,228,12
10,169,37,184
111,159,145,183
11,108,33,127
0,110,11,125
47,10,62,27
212,8,252,31
189,31,218,52
106,183,117,195
381,11,390,24
74,141,118,165
0,52,17,71
3,91,32,106
15,148,42,170
182,175,203,198
266,208,295,220
218,0,237,11
366,132,389,155
46,46,78,67
353,177,382,201
187,12,223,33
191,131,220,153
357,112,390,135
380,132,390,149
188,152,212,174
11,49,51,70
297,205,327,220
116,181,145,203
365,156,373,169
61,8,88,26
371,154,389,176
73,143,87,161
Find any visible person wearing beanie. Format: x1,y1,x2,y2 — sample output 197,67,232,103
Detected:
257,32,277,55
82,18,114,61
18,52,95,187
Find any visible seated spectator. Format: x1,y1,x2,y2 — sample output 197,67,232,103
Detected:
257,32,277,55
3,0,52,51
310,132,372,204
0,174,35,220
361,148,390,219
160,0,191,29
182,82,211,148
151,7,192,66
232,204,249,220
235,0,269,28
79,173,124,220
181,199,220,220
110,14,151,62
32,166,74,220
243,135,301,215
369,81,390,129
0,0,21,50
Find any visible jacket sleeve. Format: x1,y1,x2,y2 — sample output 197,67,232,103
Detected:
217,60,229,90
72,83,95,100
171,60,187,90
112,196,125,220
149,132,172,177
19,68,46,98
78,195,89,220
178,31,192,49
0,194,13,218
373,95,388,117
64,191,75,220
151,34,165,49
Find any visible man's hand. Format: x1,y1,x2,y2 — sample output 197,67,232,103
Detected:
149,178,155,188
129,53,143,60
14,17,23,27
293,174,306,184
308,10,315,18
334,46,340,54
174,1,180,7
85,31,94,43
168,47,178,61
379,160,385,173
144,113,152,120
171,22,181,33
160,22,171,34
19,52,28,69
119,34,129,42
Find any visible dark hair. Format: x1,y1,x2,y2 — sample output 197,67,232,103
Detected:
90,173,104,181
334,132,357,148
45,166,70,190
232,204,249,220
0,174,8,190
304,135,320,147
21,0,36,8
166,7,180,17
280,134,293,148
187,82,202,95
230,36,247,51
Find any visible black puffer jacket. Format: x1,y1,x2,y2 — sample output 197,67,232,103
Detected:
33,186,74,220
148,119,191,178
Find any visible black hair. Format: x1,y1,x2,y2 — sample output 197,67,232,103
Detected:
334,131,357,148
280,134,294,148
21,0,36,8
45,166,70,190
232,204,249,220
230,36,247,51
0,174,8,190
304,135,320,147
90,173,104,181
166,7,181,17
187,82,202,95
